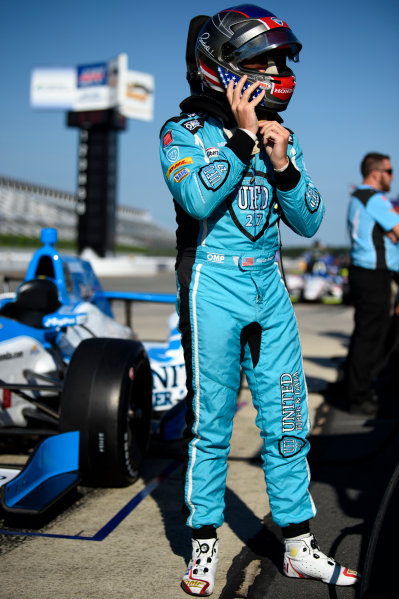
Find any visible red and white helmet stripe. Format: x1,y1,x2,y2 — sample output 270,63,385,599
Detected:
198,59,224,91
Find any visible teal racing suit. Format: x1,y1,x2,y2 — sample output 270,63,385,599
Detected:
160,96,323,530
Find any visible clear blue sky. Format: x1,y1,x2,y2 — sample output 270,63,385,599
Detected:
1,0,398,247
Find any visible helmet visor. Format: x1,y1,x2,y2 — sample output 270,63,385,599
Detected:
227,29,302,63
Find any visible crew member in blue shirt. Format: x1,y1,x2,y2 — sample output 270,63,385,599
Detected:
345,152,397,415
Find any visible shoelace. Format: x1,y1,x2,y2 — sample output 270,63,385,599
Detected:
309,536,335,566
192,543,216,575
310,536,319,550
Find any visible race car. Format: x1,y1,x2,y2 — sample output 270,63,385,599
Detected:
301,260,347,304
284,254,349,305
0,228,185,513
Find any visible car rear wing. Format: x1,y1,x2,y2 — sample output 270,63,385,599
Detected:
102,291,176,329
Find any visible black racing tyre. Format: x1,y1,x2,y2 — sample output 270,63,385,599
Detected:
360,459,399,597
59,337,153,487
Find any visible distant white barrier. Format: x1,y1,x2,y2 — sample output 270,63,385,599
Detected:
0,249,175,277
0,251,32,274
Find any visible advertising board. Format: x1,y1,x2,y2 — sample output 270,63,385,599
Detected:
30,54,154,121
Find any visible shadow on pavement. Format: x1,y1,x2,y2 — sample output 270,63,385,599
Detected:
309,401,399,599
146,386,399,598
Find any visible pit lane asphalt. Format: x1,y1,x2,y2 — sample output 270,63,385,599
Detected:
1,272,397,598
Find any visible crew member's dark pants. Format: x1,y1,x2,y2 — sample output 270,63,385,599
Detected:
345,265,393,407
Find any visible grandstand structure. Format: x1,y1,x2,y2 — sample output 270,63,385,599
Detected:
0,175,175,250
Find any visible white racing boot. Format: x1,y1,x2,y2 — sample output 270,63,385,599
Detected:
283,534,360,585
181,538,219,596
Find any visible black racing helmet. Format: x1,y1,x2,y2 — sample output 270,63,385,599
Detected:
192,4,302,111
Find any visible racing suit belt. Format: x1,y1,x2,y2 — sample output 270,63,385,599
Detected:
189,246,278,270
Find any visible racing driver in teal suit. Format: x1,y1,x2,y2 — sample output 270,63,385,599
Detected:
160,5,359,595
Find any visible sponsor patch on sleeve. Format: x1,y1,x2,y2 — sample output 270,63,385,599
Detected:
166,157,193,179
162,130,173,148
198,160,230,190
173,168,190,183
206,147,220,158
165,146,180,163
305,185,321,213
182,118,204,134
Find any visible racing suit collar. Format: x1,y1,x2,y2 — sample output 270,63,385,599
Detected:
179,94,283,128
180,94,236,128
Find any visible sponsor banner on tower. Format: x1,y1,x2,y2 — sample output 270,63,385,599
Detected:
30,54,154,121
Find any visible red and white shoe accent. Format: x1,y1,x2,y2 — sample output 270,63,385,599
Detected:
181,538,219,596
283,534,360,586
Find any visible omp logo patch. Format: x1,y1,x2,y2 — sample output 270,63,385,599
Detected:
278,436,306,458
206,253,225,263
166,157,193,179
182,118,204,134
